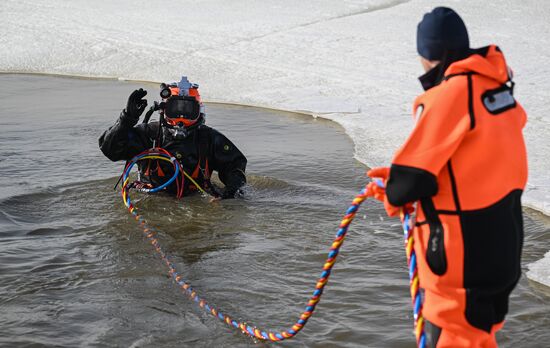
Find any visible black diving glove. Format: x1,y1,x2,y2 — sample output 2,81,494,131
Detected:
120,88,148,126
220,170,246,199
207,182,241,200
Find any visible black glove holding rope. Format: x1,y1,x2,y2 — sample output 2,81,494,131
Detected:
120,89,148,127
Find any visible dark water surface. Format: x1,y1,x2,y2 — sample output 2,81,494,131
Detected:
0,74,549,347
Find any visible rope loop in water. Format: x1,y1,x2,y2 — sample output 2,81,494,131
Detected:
121,148,425,346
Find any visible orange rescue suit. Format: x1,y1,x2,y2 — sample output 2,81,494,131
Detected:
386,45,528,347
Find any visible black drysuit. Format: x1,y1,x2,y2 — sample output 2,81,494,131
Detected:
99,115,247,198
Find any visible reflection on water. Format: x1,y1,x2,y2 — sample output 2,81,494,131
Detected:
0,74,549,347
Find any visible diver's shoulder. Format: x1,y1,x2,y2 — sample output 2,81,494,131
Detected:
200,125,227,139
134,121,160,139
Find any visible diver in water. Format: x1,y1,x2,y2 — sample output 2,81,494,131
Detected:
99,76,247,200
367,7,527,348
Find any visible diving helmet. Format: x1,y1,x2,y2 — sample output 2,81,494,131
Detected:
160,76,205,139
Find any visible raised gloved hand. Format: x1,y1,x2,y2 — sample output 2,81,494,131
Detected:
121,89,148,126
366,167,414,217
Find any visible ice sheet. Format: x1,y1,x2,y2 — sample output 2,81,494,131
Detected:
1,0,549,286
527,250,550,288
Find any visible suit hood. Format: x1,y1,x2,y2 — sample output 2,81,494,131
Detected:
445,45,511,84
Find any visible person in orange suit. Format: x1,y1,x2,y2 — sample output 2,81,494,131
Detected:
367,7,528,348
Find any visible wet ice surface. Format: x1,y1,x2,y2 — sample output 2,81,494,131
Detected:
0,75,549,347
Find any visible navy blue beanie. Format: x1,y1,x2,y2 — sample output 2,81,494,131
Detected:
417,7,470,60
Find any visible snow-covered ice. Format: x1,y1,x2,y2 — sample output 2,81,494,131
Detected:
528,250,550,288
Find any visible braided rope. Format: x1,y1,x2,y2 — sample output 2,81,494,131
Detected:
400,211,426,348
121,150,370,341
121,150,425,345
371,178,426,348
